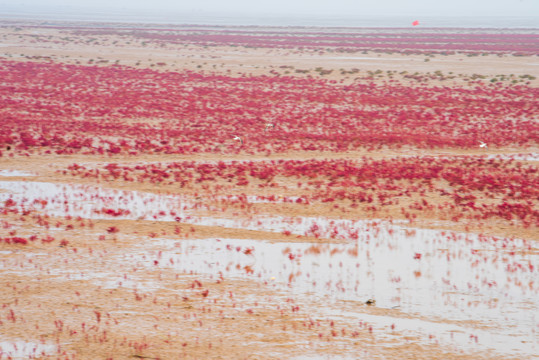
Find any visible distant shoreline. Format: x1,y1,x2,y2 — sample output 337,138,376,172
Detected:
1,18,538,34
0,8,538,29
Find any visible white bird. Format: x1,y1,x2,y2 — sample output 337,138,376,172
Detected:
479,141,487,148
264,123,275,132
233,135,243,145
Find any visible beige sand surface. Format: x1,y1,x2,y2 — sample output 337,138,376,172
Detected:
0,24,537,86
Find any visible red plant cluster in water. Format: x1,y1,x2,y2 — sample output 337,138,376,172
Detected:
0,235,59,245
0,236,29,245
70,27,539,55
66,156,538,226
0,60,537,156
95,208,131,217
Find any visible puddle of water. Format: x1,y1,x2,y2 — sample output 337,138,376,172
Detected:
0,180,389,238
136,235,538,356
0,170,35,177
220,194,301,204
0,341,57,359
486,153,539,161
0,181,194,221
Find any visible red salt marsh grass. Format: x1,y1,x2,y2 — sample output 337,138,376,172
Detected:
0,60,537,157
63,156,539,230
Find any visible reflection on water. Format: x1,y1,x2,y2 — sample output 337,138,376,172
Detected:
0,180,387,237
486,153,539,161
0,180,193,221
0,341,57,359
0,170,35,177
0,179,537,357
135,235,537,356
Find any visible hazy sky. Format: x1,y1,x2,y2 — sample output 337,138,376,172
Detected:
2,0,538,17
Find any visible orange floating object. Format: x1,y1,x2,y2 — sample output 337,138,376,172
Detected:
412,20,420,26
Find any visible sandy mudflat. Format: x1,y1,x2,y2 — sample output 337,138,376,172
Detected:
0,22,538,84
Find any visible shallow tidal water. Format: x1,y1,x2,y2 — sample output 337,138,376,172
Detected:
0,179,537,357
